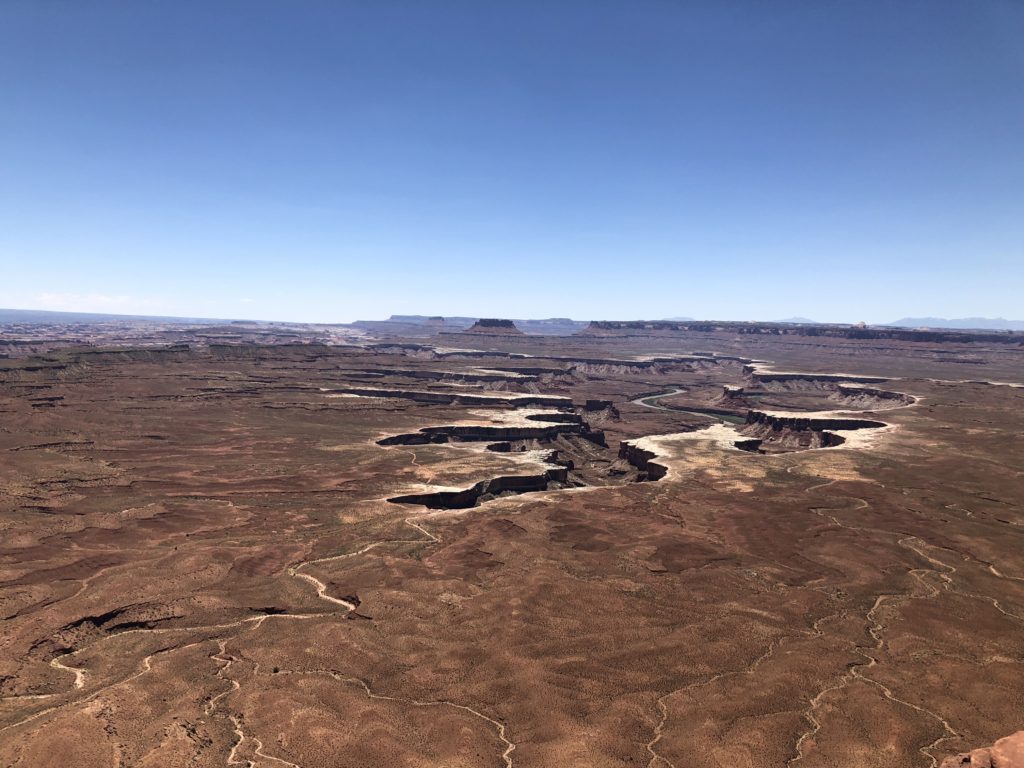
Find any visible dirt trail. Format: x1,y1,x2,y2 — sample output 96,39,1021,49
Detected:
786,485,963,767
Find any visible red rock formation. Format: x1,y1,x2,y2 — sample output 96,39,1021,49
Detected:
617,441,668,481
941,731,1024,768
462,318,524,334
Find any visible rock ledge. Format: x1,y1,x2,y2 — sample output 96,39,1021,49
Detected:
941,731,1024,768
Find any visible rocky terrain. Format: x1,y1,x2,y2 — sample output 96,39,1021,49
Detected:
1,321,1022,767
582,319,1024,345
461,318,525,335
940,731,1024,768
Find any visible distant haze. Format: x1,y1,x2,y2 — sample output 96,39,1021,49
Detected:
885,317,1024,331
0,307,238,325
5,306,1024,334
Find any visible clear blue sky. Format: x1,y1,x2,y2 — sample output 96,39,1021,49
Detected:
1,2,1021,323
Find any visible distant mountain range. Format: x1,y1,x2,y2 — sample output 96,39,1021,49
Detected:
5,308,1023,333
885,317,1024,331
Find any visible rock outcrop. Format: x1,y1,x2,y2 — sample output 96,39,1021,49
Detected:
941,731,1024,768
388,460,572,509
743,410,887,432
378,422,605,447
743,367,889,385
735,411,886,453
462,318,524,335
617,441,667,481
834,383,916,408
329,387,572,408
341,367,539,383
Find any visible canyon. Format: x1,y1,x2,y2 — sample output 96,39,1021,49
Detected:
0,318,1022,767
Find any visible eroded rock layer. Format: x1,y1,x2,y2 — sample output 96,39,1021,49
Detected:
1,328,1023,768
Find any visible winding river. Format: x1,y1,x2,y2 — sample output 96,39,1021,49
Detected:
631,389,748,425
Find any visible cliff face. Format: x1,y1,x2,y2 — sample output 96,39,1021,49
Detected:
462,318,524,335
387,461,571,509
736,411,886,453
617,441,667,481
835,383,912,402
379,422,589,446
743,410,887,432
743,367,888,385
331,387,572,408
941,731,1024,768
735,424,845,453
377,411,607,448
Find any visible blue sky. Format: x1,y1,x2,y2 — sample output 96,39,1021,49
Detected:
1,1,1021,323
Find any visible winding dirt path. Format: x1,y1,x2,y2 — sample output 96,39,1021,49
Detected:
264,667,516,768
787,485,962,767
275,504,519,765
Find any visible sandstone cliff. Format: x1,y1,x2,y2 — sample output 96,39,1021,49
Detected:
941,731,1024,768
462,318,524,335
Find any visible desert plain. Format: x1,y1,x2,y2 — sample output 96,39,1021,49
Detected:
1,319,1022,767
